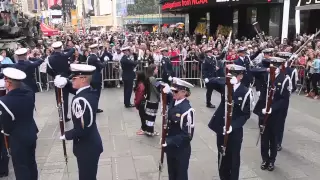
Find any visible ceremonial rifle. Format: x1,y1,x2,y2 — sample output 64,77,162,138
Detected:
0,90,10,157
256,65,276,146
57,88,68,165
253,22,266,43
288,29,320,67
219,68,233,169
158,87,168,180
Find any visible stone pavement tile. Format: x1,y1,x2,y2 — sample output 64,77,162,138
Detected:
36,138,55,157
97,164,113,180
98,126,110,141
38,124,59,139
132,155,158,180
129,138,160,158
240,165,259,179
112,156,137,180
61,172,78,180
112,135,132,157
100,140,115,158
96,114,109,127
108,111,126,136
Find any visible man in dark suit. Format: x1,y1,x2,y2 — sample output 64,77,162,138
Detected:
120,47,139,108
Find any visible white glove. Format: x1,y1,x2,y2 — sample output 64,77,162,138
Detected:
54,75,68,88
64,121,73,131
223,126,232,135
204,78,209,83
1,130,9,136
222,47,228,53
291,54,298,60
162,83,171,94
104,56,110,61
168,76,173,81
159,138,167,147
119,77,122,81
262,108,272,115
257,91,261,96
60,135,66,140
133,68,137,72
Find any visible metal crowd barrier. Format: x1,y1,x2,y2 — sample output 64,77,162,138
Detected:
291,65,306,95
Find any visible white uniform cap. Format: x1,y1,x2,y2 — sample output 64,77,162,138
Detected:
70,64,96,73
89,44,98,49
160,48,168,52
171,77,194,91
262,48,274,53
14,48,28,56
202,35,207,39
226,64,246,71
270,57,286,63
52,41,63,49
3,67,26,80
121,46,131,51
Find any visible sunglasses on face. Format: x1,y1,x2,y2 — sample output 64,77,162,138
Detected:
172,90,179,94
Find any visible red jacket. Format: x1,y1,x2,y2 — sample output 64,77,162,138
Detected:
134,82,145,109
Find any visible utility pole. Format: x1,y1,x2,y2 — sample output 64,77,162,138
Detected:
62,0,67,23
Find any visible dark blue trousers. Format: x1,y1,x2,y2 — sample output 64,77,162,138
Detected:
217,128,243,180
205,83,214,105
91,82,102,106
123,79,133,106
166,145,191,180
0,137,9,175
11,139,37,180
277,105,289,146
77,153,100,180
260,116,278,163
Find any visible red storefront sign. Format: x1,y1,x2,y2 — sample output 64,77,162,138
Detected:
162,0,209,10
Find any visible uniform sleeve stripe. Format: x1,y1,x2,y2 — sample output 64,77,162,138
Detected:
0,100,15,121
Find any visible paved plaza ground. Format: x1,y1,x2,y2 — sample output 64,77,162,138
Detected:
2,87,320,180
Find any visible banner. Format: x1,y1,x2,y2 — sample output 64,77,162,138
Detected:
71,9,77,26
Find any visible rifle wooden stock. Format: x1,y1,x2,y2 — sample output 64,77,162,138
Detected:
159,87,168,174
262,65,276,131
57,88,68,163
223,70,233,155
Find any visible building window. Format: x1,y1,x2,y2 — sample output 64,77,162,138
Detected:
269,6,281,37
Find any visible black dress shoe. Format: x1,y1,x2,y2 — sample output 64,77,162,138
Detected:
268,162,275,171
125,104,135,108
97,109,103,113
206,104,216,108
261,161,268,170
277,144,282,151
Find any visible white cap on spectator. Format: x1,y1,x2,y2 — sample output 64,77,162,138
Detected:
14,48,28,56
52,41,63,49
89,44,98,49
3,67,26,80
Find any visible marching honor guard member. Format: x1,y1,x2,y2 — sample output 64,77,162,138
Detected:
121,46,139,108
0,77,8,178
160,48,174,84
202,47,218,108
208,64,253,180
87,44,107,113
0,68,38,180
161,77,195,180
234,46,262,87
1,48,44,94
276,52,296,151
54,64,103,180
47,41,75,122
259,57,291,171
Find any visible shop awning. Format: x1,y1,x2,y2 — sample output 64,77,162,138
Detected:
40,23,59,36
296,4,320,11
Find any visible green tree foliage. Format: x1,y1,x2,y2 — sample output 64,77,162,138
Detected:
127,0,158,15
